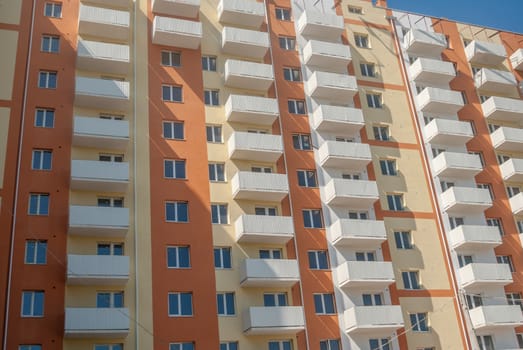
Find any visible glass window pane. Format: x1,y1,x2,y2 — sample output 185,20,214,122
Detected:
179,247,189,267
180,293,192,315
114,293,124,307
36,242,46,263
165,160,173,177
178,203,188,222
226,293,235,314
175,161,185,178
168,247,178,267
222,249,231,268
25,241,35,263
97,293,110,308
318,251,328,268
40,195,49,215
314,294,322,313
22,292,32,315
297,171,306,186
217,294,224,314
169,294,179,314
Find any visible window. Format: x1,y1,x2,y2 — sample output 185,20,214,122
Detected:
308,250,328,270
440,181,455,191
41,35,59,53
379,159,396,176
167,246,190,268
402,271,420,290
518,220,523,234
268,340,292,350
220,342,238,350
449,216,464,230
38,71,57,88
506,292,523,310
507,186,521,198
387,194,404,211
35,108,54,128
486,218,504,236
98,197,123,207
202,56,217,71
217,292,235,316
162,51,181,67
168,292,193,316
28,193,49,215
348,211,368,220
466,294,483,309
100,113,124,120
354,34,369,48
163,121,184,140
476,335,494,350
283,67,301,81
275,7,291,20
367,94,382,108
165,202,188,222
314,293,335,314
360,63,376,77
363,293,383,306
97,243,124,256
292,134,311,150
258,249,281,260
204,89,219,106
44,2,62,17
356,251,375,261
162,85,182,102
297,170,317,187
211,204,228,224
97,291,124,308
288,99,306,114
477,183,494,199
394,231,412,249
497,154,510,165
255,207,277,216
21,291,44,317
94,345,123,350
410,313,428,332
517,333,523,348
264,293,287,306
497,255,514,272
457,254,473,268
99,153,123,162
206,125,222,142
279,36,296,50
303,209,323,228
209,163,225,182
342,173,360,180
170,343,194,350
320,339,340,350
25,240,47,264
19,346,42,350
369,339,390,350
164,159,186,179
31,150,52,170
348,6,363,14
373,126,389,140
214,247,231,269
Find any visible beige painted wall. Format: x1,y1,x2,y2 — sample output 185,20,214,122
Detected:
0,30,18,100
0,0,21,25
0,107,10,189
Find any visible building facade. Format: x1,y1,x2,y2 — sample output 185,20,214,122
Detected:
0,0,522,349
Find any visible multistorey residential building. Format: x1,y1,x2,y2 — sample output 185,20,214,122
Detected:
0,0,522,349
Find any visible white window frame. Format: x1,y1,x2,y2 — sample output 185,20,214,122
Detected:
362,293,383,306
410,312,429,332
379,159,396,176
35,108,54,128
97,242,124,256
348,211,368,220
165,201,189,222
211,203,228,224
206,125,222,143
367,93,382,108
297,170,317,187
313,293,335,315
292,134,312,150
255,206,277,216
163,121,184,140
354,33,369,48
168,292,193,316
368,338,390,350
28,193,49,215
162,85,183,102
41,35,59,53
214,247,232,269
164,159,186,179
38,71,57,88
387,194,404,211
360,62,375,77
476,335,494,350
302,209,323,228
216,292,236,316
279,36,295,50
268,340,292,350
283,67,301,82
94,345,123,350
486,218,504,236
21,291,44,317
275,7,291,20
288,99,306,114
394,231,412,249
209,163,225,182
169,343,194,350
204,89,219,106
167,246,190,269
161,50,181,67
220,342,238,350
44,2,62,17
24,240,47,264
320,339,340,350
402,271,420,290
263,292,288,307
202,55,217,71
96,291,124,308
373,125,389,140
31,149,52,170
97,197,124,208
497,255,514,272
308,250,329,270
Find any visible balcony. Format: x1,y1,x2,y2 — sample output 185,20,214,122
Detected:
228,132,283,163
423,119,474,146
225,95,278,125
440,187,492,214
152,0,200,18
297,11,344,41
67,255,129,285
224,60,274,91
510,48,523,70
243,306,305,335
235,215,294,244
416,87,464,115
465,40,507,65
500,158,523,182
232,172,289,202
312,105,364,134
305,71,358,102
431,152,482,178
221,27,269,60
408,57,456,85
458,263,512,290
448,225,502,251
152,16,202,49
324,179,379,209
317,141,371,171
71,160,129,192
469,305,523,331
75,77,130,111
509,193,523,216
64,308,129,338
303,40,351,70
337,261,394,289
218,0,265,28
68,206,129,237
328,219,386,247
481,96,523,123
73,116,129,150
83,0,130,8
490,126,523,152
78,4,129,41
403,28,447,57
77,40,129,75
344,306,404,335
475,68,517,93
240,259,300,287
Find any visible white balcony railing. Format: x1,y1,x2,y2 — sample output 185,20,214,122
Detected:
312,105,364,134
318,141,371,171
403,28,447,57
423,118,474,146
416,87,464,115
243,306,305,335
328,219,386,247
75,77,130,111
500,158,523,182
475,68,517,93
235,215,294,244
431,152,482,178
490,126,523,152
324,179,379,209
79,4,130,41
68,206,129,237
303,40,351,71
465,40,507,65
240,259,300,287
408,57,456,85
440,187,492,214
232,172,289,202
458,263,512,290
152,16,202,49
71,160,129,192
297,11,344,41
224,59,274,91
337,261,394,289
305,71,358,102
67,254,130,285
152,0,200,18
225,94,278,125
510,48,523,70
509,193,523,216
344,306,404,335
228,132,283,162
481,96,523,122
469,305,523,331
221,27,270,59
65,308,129,338
73,116,129,150
448,225,502,251
77,40,129,75
218,0,265,28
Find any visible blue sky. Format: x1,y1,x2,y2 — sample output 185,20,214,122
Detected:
387,0,523,33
